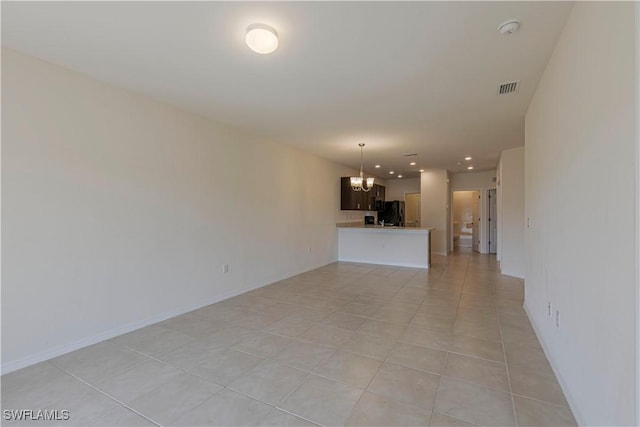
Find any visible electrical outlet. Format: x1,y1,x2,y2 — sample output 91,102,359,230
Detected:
555,309,560,328
222,264,229,274
548,301,552,317
527,217,531,228
307,247,312,254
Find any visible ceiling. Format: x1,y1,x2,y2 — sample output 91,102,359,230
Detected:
1,1,573,179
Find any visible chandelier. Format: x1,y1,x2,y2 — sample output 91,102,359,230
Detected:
350,143,374,192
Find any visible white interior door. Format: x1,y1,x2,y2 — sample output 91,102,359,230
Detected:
405,193,421,227
472,191,480,252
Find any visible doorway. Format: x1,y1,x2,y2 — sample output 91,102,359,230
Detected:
488,189,497,254
405,193,421,227
452,190,480,251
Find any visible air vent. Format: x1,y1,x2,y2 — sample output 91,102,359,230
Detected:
403,153,418,157
498,81,519,95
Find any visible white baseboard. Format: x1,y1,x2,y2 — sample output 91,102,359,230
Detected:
500,271,525,280
338,258,428,269
1,283,262,375
523,302,585,426
1,260,334,375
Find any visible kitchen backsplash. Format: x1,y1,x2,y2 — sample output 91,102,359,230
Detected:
335,210,377,224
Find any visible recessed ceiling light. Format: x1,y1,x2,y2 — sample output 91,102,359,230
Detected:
467,166,474,170
464,156,472,161
245,24,278,54
389,171,395,175
375,164,381,168
398,175,403,178
409,162,416,166
419,169,425,172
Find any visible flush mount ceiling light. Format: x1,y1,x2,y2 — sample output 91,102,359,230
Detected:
245,24,278,54
467,166,474,170
464,156,472,161
375,164,381,168
398,175,403,178
419,169,425,173
409,162,416,166
389,171,395,175
350,144,374,192
499,19,520,35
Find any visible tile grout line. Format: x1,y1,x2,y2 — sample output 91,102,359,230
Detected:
428,349,451,426
272,407,321,426
339,271,435,426
328,318,406,423
437,373,512,396
510,391,576,409
104,343,262,424
224,339,379,424
52,342,238,426
495,285,520,427
221,384,321,426
431,250,481,427
52,364,163,427
125,341,325,426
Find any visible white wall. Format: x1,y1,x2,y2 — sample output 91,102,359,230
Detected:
524,3,637,425
385,177,420,202
636,3,640,425
1,48,356,373
420,170,448,255
450,170,496,189
497,147,524,278
450,170,497,253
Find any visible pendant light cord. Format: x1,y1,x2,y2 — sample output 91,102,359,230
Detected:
359,143,365,178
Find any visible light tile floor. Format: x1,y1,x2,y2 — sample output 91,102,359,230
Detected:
1,250,577,426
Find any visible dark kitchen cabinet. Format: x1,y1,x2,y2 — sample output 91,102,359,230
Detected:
341,177,365,210
340,177,385,211
370,184,385,211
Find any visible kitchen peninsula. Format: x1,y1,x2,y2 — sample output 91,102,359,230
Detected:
336,224,434,269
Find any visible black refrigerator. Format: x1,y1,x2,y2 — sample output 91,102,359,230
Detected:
378,201,405,226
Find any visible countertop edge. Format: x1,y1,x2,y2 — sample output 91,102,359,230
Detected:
336,223,434,232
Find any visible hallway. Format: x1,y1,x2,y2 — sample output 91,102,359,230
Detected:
2,252,576,426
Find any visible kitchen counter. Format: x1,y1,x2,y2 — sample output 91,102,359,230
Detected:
336,223,435,232
336,223,433,268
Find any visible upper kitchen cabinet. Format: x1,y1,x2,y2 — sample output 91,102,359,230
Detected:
371,184,385,211
341,177,365,210
340,177,385,210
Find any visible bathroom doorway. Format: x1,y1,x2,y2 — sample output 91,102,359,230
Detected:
452,190,480,251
